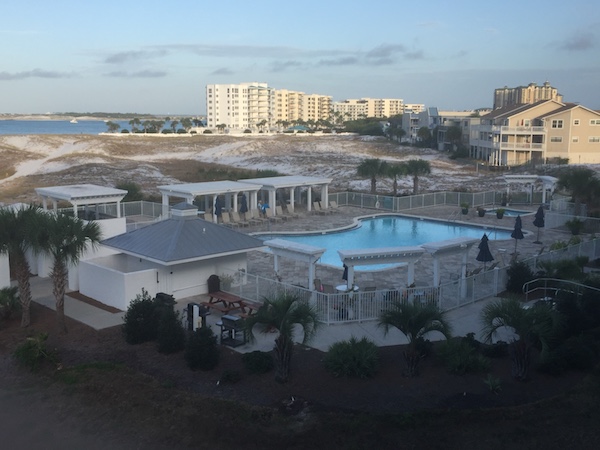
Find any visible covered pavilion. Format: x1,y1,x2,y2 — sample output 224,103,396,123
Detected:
503,174,558,204
337,247,426,290
157,181,262,222
240,175,333,214
265,238,326,290
35,184,128,219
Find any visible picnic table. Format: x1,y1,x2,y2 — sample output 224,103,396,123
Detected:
202,291,263,317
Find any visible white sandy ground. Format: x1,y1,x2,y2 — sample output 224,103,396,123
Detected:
0,133,551,203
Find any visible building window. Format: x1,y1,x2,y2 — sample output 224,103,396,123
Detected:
572,136,579,143
550,136,563,143
589,137,600,143
551,119,563,128
574,119,580,126
591,119,600,125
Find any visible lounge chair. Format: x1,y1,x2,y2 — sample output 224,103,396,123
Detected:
220,212,238,228
265,207,283,223
203,213,214,223
322,283,335,294
284,204,300,218
486,261,499,271
249,209,267,225
275,205,291,220
312,202,327,215
231,211,249,227
318,201,334,214
330,200,339,210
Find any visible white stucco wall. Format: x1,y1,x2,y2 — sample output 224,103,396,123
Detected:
0,254,10,289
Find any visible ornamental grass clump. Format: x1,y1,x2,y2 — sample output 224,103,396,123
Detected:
325,336,380,378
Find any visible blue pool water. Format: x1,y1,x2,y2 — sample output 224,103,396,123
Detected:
259,215,513,269
487,208,532,217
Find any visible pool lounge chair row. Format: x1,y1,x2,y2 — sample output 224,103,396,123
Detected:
312,200,339,215
206,204,303,228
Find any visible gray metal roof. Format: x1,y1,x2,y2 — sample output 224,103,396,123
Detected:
157,180,262,198
101,216,265,266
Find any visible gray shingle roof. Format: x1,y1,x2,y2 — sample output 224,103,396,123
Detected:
101,217,265,265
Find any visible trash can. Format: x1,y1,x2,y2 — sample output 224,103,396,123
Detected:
155,292,175,310
207,274,221,293
187,302,209,331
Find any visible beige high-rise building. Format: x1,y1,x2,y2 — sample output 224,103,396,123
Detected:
332,97,405,121
206,82,273,130
493,81,562,109
207,82,331,131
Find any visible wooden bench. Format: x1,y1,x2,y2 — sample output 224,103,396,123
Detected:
203,290,246,315
200,301,237,314
238,300,263,318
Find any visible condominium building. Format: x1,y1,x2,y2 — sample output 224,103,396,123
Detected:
403,104,426,114
493,81,562,109
332,97,405,121
206,82,332,130
206,82,273,130
470,100,600,165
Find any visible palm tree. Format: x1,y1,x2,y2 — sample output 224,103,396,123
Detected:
357,158,388,194
0,205,47,327
170,120,179,133
387,163,407,196
379,301,451,376
216,123,227,134
180,117,193,132
245,292,319,383
41,213,101,333
557,167,600,215
128,118,140,133
481,297,560,381
405,159,431,195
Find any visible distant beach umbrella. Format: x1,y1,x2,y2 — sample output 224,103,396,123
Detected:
476,233,494,270
533,205,545,244
511,215,525,253
240,194,248,214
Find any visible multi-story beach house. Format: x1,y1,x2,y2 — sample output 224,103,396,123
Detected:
469,100,600,165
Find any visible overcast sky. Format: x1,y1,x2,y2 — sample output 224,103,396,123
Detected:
1,0,598,115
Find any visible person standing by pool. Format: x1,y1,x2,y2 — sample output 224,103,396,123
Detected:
260,200,270,217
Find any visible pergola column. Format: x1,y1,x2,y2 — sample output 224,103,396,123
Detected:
161,193,170,217
289,188,295,210
321,184,329,208
307,187,312,211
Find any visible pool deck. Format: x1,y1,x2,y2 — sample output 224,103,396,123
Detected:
28,203,569,353
243,204,570,293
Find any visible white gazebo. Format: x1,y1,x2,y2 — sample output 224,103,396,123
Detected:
421,237,480,291
265,239,326,289
337,247,426,289
35,184,128,219
240,175,333,214
157,181,262,221
503,174,558,204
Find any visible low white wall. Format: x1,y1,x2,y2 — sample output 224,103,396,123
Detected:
79,259,156,310
0,254,10,289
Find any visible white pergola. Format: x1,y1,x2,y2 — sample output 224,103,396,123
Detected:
240,175,333,214
266,238,326,289
421,237,480,289
157,181,262,222
337,247,426,289
503,174,558,204
35,184,128,218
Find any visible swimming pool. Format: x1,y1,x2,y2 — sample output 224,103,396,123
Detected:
487,208,533,217
259,215,513,269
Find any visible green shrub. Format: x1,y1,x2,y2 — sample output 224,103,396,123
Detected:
438,338,490,375
157,308,186,354
13,333,56,372
481,340,508,358
506,260,535,293
122,289,159,344
0,286,20,320
324,336,379,378
184,327,220,371
242,351,274,374
220,369,242,384
203,129,212,134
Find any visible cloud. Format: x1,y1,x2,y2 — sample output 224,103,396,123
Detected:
104,49,169,64
560,31,595,51
211,67,234,75
317,57,358,66
270,60,303,72
105,70,167,78
366,44,406,59
405,50,424,60
0,69,71,80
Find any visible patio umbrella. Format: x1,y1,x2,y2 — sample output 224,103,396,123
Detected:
213,196,222,221
476,233,494,271
533,205,545,244
240,194,248,215
511,215,524,253
342,264,348,281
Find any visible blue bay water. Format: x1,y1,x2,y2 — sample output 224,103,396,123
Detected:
0,120,132,135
